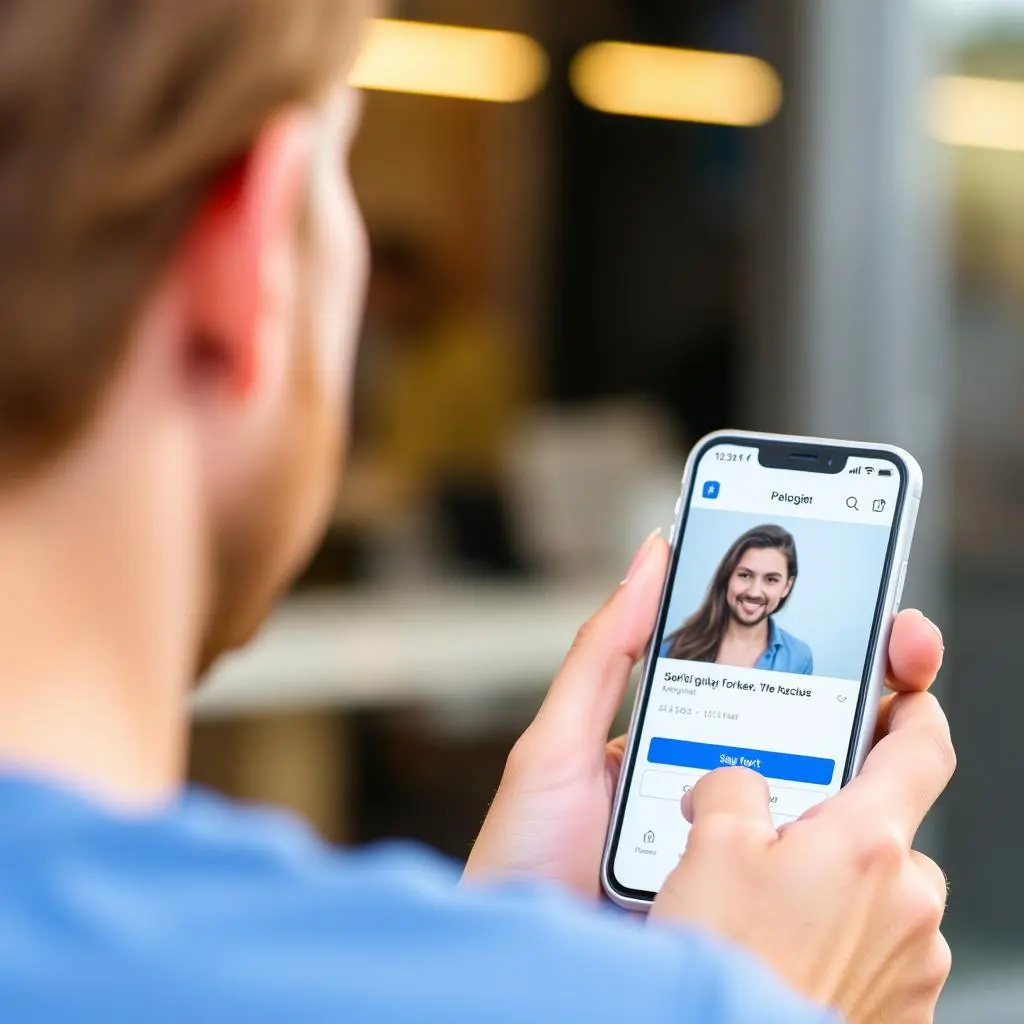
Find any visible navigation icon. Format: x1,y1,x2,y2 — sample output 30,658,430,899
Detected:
872,499,887,513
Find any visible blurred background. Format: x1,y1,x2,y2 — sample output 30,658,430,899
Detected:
189,1,1024,1018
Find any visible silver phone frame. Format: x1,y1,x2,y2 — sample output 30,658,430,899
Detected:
600,429,923,912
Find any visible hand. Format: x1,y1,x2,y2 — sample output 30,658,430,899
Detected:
652,689,955,1022
464,529,669,895
464,523,947,904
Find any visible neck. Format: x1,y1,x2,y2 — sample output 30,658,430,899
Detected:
0,408,202,811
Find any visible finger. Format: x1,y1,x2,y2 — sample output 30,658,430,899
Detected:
871,688,933,745
818,692,955,843
686,767,775,834
911,851,950,910
535,533,669,746
887,610,944,694
927,933,953,997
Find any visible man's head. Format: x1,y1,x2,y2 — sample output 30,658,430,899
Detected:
0,1,373,672
720,526,798,627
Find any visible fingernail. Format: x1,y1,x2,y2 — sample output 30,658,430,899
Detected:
622,528,662,586
914,610,944,646
912,610,945,665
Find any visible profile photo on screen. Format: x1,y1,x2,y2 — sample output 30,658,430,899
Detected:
661,524,814,675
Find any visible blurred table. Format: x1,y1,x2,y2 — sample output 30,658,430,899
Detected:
195,577,610,717
191,578,610,839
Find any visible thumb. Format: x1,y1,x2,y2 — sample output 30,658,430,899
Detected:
533,530,669,752
685,767,775,834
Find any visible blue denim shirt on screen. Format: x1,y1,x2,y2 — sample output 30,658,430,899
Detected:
661,618,814,675
758,618,814,674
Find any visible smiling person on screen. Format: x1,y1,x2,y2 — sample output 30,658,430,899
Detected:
662,525,814,674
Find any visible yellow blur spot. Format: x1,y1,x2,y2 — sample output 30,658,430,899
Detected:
570,42,783,127
350,19,549,103
927,75,1024,153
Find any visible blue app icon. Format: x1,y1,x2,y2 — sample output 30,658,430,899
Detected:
702,481,721,500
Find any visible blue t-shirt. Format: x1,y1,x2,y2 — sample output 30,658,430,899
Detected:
0,772,834,1023
661,619,814,675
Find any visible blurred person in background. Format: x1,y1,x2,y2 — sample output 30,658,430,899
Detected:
0,2,954,1022
339,232,528,576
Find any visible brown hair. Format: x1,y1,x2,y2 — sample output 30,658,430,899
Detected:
664,524,799,663
0,0,371,476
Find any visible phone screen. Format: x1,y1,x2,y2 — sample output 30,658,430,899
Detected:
608,437,914,900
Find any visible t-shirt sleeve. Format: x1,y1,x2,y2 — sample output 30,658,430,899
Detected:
174,827,838,1024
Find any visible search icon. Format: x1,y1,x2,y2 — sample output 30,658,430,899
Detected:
846,496,860,511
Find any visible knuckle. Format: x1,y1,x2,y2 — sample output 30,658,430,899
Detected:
906,882,946,936
569,616,599,657
913,852,950,904
900,859,948,940
502,732,531,778
506,720,582,787
504,728,547,779
928,934,953,989
926,723,957,784
910,933,953,1004
851,818,905,873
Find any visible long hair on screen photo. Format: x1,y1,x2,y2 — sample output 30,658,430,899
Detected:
664,524,799,663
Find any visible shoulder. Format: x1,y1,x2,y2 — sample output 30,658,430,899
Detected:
0,778,831,1023
0,783,693,1023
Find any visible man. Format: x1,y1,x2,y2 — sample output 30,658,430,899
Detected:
0,3,954,1022
662,525,814,674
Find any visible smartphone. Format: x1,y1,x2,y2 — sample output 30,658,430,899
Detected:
601,430,922,910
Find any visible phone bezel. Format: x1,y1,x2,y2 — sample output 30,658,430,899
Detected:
601,430,922,908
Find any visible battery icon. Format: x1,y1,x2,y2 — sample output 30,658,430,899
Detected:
878,469,893,477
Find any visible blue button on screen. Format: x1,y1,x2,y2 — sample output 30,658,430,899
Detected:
648,738,835,787
702,481,721,500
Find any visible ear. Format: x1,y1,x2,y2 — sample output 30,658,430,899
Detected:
782,577,795,599
180,110,314,400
